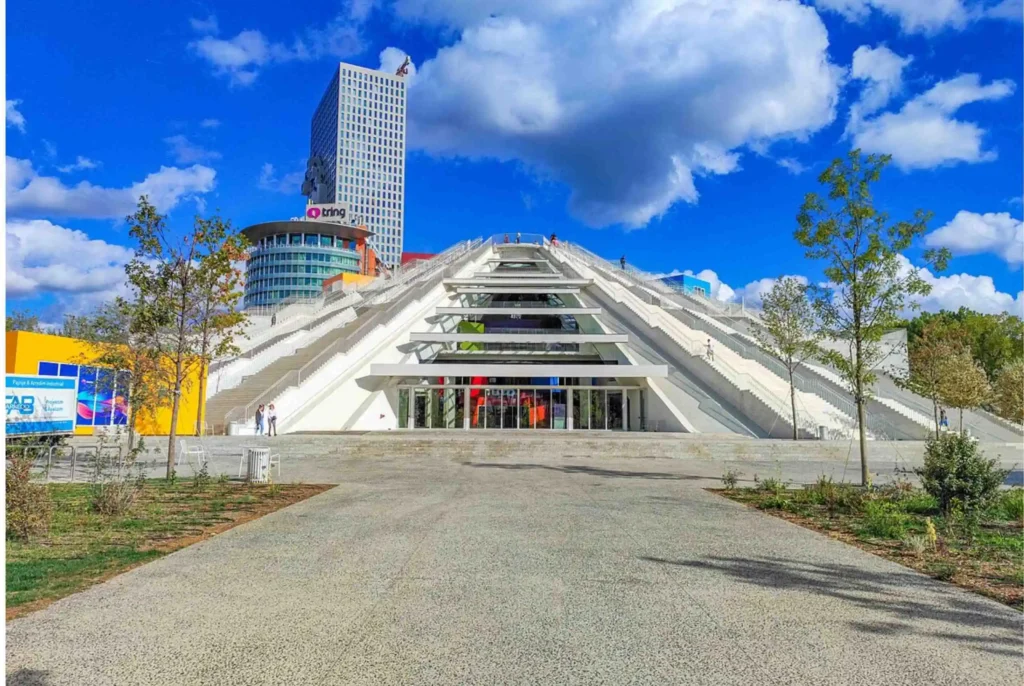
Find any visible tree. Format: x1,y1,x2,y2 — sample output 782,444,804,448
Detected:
124,197,247,477
795,150,949,486
6,310,42,333
192,220,249,435
992,359,1024,424
902,322,965,437
938,348,991,433
902,308,1024,383
751,277,821,439
85,299,170,454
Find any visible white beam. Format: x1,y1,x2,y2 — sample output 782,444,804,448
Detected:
471,272,559,279
454,286,581,295
370,363,667,378
434,307,601,315
445,278,590,287
409,332,627,344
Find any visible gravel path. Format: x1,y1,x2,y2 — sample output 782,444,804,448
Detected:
7,451,1022,685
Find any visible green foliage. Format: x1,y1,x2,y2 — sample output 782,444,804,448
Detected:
6,458,53,541
900,492,939,516
192,462,211,492
916,433,1009,517
5,310,44,333
806,475,864,513
751,277,821,439
721,468,742,490
990,488,1024,523
860,500,909,539
757,476,786,495
901,534,929,555
794,150,949,486
992,359,1024,424
902,308,1024,383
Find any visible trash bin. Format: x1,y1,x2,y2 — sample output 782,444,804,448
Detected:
246,447,271,483
818,425,827,440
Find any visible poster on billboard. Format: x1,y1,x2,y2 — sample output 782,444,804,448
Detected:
5,375,78,436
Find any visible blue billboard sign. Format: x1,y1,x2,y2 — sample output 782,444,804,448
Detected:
5,375,77,435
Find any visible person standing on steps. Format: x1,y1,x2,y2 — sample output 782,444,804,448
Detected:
706,338,714,362
271,313,277,327
939,408,949,430
267,403,278,437
515,232,521,244
255,404,265,436
504,233,510,243
620,255,626,270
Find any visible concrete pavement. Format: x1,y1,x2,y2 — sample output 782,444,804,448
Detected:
8,447,1022,685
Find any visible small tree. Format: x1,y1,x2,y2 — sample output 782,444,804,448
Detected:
125,198,248,475
992,359,1024,424
795,150,949,486
192,223,249,436
902,321,965,437
917,433,1008,517
752,277,821,439
6,310,42,333
939,348,991,433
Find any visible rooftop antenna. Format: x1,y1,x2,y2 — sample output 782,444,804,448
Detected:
395,56,410,77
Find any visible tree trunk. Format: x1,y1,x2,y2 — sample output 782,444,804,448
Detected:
166,356,183,479
195,359,207,436
857,393,869,487
932,398,939,439
959,408,964,434
788,367,798,440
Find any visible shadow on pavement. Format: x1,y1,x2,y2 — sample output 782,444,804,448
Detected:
641,555,1022,657
460,461,702,480
7,670,51,686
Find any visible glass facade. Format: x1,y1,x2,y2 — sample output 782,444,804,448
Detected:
311,63,406,268
37,361,130,427
397,385,643,431
243,232,361,307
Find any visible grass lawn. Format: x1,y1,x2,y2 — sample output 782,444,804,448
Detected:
6,479,333,620
716,480,1023,609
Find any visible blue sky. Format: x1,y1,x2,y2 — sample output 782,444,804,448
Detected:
6,0,1023,323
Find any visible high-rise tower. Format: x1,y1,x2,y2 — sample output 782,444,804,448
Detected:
310,62,407,268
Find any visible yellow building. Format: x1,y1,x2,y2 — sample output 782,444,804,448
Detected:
5,330,205,436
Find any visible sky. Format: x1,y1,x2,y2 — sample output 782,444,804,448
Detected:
5,0,1023,325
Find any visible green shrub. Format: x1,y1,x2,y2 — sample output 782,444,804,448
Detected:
720,468,742,490
991,488,1024,522
759,494,793,511
807,476,864,513
758,477,785,495
900,492,939,516
916,433,1009,516
860,501,909,539
901,534,929,555
6,457,53,541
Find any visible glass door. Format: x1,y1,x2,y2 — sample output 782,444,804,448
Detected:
413,389,427,428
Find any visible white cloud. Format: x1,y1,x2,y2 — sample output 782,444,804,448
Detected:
815,0,1020,33
6,156,216,219
199,118,221,128
6,99,26,132
393,0,842,228
164,134,222,164
6,219,133,299
849,73,1015,169
190,15,219,34
41,139,57,158
776,157,808,175
925,211,1023,265
189,17,363,87
846,45,912,134
733,274,810,307
56,156,100,173
257,162,305,194
899,255,1023,315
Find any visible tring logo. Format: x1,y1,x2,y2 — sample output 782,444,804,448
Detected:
306,207,322,219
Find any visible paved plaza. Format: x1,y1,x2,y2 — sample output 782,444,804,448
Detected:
7,439,1023,685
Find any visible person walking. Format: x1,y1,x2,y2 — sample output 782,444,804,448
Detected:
620,255,626,270
254,404,265,436
515,232,521,244
271,313,277,327
939,408,949,430
706,338,714,362
267,403,278,437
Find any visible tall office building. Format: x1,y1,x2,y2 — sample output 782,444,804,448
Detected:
310,62,407,268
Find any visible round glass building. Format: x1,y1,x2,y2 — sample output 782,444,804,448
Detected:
241,220,374,308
